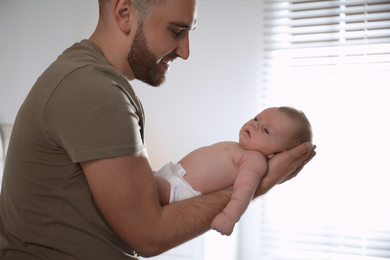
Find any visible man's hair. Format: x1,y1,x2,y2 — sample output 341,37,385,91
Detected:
278,106,313,148
98,0,165,21
130,0,165,19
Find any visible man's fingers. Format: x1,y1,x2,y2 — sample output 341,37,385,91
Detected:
289,142,313,158
291,143,315,166
280,145,317,184
306,145,317,163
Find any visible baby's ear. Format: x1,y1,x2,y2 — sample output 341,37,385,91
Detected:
267,153,275,159
267,150,286,159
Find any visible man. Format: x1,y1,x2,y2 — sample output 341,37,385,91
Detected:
0,0,315,259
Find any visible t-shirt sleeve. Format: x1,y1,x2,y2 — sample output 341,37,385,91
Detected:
44,65,145,163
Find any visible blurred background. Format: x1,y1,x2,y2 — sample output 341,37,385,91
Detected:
1,1,389,260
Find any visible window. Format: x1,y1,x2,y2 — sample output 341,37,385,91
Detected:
0,129,3,180
241,1,390,259
0,124,13,191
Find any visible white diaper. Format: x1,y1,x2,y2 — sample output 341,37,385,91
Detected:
155,161,202,204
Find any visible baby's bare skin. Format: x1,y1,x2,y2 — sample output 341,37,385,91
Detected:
155,107,313,235
180,141,266,194
179,141,267,235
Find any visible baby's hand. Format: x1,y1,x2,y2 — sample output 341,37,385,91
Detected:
210,212,236,236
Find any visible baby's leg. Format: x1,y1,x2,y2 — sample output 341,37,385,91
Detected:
155,176,171,205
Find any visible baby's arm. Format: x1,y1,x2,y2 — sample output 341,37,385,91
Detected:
211,152,267,235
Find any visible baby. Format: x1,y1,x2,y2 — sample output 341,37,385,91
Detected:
155,106,313,235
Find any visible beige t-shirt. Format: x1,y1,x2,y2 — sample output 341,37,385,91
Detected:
0,40,144,259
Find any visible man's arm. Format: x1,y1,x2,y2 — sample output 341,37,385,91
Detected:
81,148,232,257
254,142,316,198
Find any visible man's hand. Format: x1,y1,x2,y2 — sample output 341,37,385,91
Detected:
254,142,316,198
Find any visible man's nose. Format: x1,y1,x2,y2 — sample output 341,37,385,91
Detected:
175,35,190,60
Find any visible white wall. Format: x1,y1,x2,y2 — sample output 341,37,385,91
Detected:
0,1,264,259
0,0,99,124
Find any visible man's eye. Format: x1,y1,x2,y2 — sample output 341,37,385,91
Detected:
171,30,182,38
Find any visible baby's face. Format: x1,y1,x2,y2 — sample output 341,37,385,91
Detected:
238,108,296,157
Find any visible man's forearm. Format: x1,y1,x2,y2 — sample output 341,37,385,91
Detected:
82,153,234,258
135,186,233,257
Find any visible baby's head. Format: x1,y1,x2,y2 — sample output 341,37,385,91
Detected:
239,106,312,158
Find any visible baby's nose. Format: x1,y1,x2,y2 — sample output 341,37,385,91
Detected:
251,121,259,130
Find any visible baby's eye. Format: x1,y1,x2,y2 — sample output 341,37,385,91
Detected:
264,128,270,135
254,117,258,122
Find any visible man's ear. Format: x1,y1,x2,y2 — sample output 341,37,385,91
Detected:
114,0,133,34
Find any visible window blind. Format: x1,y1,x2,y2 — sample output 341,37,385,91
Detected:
263,0,390,76
257,1,390,259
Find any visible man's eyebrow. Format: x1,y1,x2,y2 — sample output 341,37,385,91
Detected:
170,19,197,31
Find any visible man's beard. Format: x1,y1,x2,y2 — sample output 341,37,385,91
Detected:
127,23,168,87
